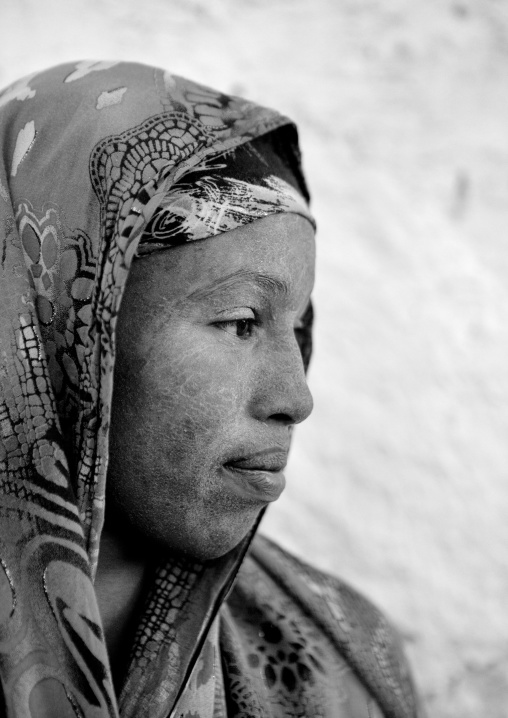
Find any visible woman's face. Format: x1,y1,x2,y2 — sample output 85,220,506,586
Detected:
106,213,315,560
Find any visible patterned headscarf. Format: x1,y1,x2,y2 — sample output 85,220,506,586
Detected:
0,61,314,717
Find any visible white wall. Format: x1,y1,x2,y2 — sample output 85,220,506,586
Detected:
2,1,507,715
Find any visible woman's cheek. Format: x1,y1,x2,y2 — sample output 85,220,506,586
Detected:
154,345,248,442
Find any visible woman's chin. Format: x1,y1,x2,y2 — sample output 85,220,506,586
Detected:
160,513,262,563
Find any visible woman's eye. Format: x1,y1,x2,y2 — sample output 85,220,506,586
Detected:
216,318,256,339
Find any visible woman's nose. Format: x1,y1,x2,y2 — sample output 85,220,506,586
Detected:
250,334,314,426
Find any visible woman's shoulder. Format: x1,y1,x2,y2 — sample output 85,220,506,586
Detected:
228,533,424,718
248,533,399,633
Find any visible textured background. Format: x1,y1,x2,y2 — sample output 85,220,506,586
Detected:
2,1,508,715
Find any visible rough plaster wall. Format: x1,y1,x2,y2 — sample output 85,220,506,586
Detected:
1,1,507,715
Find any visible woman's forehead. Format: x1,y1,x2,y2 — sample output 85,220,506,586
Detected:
129,214,316,307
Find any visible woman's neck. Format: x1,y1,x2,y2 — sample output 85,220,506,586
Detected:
95,524,149,692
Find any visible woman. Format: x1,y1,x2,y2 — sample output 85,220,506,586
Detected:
0,61,422,717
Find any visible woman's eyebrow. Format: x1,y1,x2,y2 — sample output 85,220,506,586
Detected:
187,270,290,301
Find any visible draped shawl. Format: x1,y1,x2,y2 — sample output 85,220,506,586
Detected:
0,61,422,718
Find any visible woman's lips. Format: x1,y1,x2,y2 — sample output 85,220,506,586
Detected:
222,449,288,502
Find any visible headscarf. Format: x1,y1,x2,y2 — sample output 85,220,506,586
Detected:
0,61,422,718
